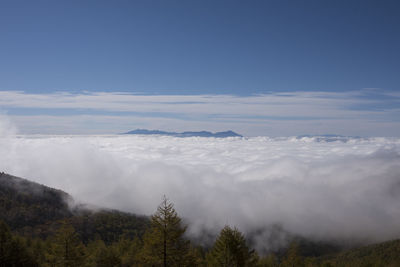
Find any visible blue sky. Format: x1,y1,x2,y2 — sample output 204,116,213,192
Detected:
0,0,399,136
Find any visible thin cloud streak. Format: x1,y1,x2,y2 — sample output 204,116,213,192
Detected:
0,90,399,136
4,114,399,137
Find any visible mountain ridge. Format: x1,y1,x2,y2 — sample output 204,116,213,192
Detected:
122,129,242,137
0,172,149,242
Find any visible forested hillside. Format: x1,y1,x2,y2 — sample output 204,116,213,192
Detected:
0,172,149,242
322,239,400,267
1,172,400,266
0,172,72,230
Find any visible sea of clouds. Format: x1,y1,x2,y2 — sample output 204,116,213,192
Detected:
1,127,400,250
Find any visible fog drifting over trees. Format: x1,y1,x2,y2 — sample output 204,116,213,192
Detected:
1,128,400,250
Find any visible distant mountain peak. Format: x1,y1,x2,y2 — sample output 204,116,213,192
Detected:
122,129,242,138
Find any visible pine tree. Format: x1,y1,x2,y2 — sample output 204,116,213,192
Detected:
118,236,142,266
0,220,38,267
52,224,86,267
0,220,11,267
95,246,121,267
140,196,190,266
207,225,255,267
257,253,279,267
281,241,304,267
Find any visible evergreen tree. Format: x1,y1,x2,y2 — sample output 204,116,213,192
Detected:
118,236,142,266
95,246,121,267
281,241,304,267
0,220,38,267
207,225,255,267
257,253,279,267
0,220,11,267
52,224,86,267
140,196,190,266
84,239,107,267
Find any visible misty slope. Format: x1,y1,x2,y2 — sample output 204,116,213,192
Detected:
0,172,72,229
2,172,400,266
0,172,149,243
321,239,400,266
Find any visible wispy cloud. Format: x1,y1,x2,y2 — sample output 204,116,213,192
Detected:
0,89,399,136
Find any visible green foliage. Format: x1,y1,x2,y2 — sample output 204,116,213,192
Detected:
207,225,256,267
95,246,121,267
0,220,38,267
0,173,149,243
50,224,86,267
0,173,72,234
280,241,304,267
83,239,106,267
320,239,400,267
117,236,143,266
68,210,149,245
139,196,191,266
294,238,341,258
3,172,400,267
257,254,279,267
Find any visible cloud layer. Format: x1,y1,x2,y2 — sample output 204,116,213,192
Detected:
1,133,400,250
1,89,399,136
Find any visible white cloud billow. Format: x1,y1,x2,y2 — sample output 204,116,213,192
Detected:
1,133,400,249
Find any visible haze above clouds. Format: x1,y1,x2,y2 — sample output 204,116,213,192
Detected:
1,129,400,249
0,89,399,137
